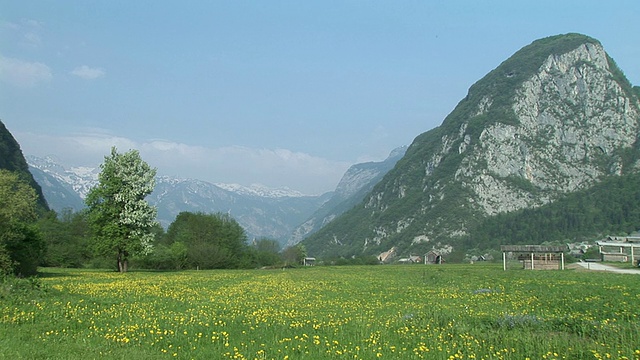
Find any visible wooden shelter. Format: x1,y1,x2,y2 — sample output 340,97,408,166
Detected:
596,236,640,264
424,250,443,264
500,245,566,270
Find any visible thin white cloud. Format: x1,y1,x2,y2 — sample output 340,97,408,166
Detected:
138,141,348,194
0,54,52,87
24,19,44,28
23,32,42,46
1,19,44,48
70,65,105,80
15,132,349,195
1,21,19,31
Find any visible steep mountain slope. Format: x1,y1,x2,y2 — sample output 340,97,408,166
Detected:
27,156,100,199
287,146,407,246
303,33,640,259
27,156,97,213
0,120,49,212
29,166,86,213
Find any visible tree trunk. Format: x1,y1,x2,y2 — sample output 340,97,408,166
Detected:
117,250,128,273
117,252,123,272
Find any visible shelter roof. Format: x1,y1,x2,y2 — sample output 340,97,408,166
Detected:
597,241,640,248
500,245,566,253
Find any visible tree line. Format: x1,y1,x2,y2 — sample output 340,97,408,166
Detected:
35,209,307,271
1,147,307,277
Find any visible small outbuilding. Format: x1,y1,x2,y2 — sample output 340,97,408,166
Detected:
596,236,640,264
500,245,566,270
424,250,443,264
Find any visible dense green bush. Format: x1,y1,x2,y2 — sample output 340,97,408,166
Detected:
0,170,46,276
0,275,47,302
156,211,250,269
38,210,92,268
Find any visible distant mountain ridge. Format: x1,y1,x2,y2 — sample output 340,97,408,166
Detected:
213,183,306,198
27,156,100,199
149,175,330,242
29,166,86,212
302,33,640,259
27,156,327,243
287,146,407,246
27,149,405,246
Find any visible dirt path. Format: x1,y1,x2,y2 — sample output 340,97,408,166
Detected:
575,261,640,274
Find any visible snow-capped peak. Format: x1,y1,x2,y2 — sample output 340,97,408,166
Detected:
214,183,306,198
28,155,308,200
27,155,99,199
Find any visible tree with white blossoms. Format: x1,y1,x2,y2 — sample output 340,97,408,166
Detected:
86,147,158,272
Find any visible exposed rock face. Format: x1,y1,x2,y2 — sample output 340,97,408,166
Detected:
303,34,640,258
461,42,640,216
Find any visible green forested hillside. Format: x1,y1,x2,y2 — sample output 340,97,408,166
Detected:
1,120,50,275
465,173,640,249
305,171,640,261
0,120,49,212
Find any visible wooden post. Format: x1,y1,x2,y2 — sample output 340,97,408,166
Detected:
561,252,564,270
502,252,506,271
531,252,534,270
631,246,635,265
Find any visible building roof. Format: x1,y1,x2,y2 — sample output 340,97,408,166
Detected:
604,236,640,243
500,245,566,253
597,241,640,248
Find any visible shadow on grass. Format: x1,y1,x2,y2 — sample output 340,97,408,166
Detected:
37,270,80,278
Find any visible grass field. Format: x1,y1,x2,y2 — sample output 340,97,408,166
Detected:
1,264,639,359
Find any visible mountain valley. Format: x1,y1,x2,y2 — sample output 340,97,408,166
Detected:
27,148,406,246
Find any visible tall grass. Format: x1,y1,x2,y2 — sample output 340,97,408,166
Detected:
1,264,639,359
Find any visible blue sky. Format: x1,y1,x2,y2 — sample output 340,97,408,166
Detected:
1,1,639,194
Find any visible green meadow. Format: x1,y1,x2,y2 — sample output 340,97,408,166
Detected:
1,264,639,359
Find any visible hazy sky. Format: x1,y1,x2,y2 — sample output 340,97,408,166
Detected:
1,1,639,194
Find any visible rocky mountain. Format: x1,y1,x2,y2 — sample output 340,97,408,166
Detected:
27,155,99,214
0,121,49,213
29,165,86,213
27,155,331,245
302,33,640,259
287,146,407,246
27,156,100,200
149,176,331,242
